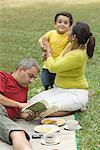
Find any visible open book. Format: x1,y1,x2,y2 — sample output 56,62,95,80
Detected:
21,99,60,118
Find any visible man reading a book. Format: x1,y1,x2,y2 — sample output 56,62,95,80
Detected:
0,58,40,150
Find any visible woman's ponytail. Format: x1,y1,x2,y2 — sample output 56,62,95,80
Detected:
87,33,95,58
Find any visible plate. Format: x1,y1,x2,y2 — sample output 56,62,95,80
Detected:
41,136,60,145
41,117,65,126
63,124,82,131
34,125,60,133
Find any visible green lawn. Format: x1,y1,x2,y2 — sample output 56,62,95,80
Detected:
0,1,100,149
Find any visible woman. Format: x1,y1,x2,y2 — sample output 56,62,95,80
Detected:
31,22,95,117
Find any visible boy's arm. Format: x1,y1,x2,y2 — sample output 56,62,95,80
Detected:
38,30,52,50
38,37,45,49
38,36,49,51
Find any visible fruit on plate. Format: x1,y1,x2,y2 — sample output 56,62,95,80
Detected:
43,119,57,125
41,118,65,126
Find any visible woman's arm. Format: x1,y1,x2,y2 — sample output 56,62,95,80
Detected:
46,51,84,73
42,38,85,73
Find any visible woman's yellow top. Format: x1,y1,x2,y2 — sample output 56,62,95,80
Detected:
45,49,89,89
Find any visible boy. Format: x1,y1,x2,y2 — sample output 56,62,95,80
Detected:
39,11,73,90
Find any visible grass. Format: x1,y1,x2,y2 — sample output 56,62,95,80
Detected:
0,0,100,149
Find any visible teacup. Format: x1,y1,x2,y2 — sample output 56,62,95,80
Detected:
66,120,78,130
42,133,58,144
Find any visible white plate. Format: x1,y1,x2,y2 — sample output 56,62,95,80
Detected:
41,136,60,145
34,125,60,133
63,124,82,131
41,117,65,126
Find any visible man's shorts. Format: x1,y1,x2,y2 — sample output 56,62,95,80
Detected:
0,105,30,145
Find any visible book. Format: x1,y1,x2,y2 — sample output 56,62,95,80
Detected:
21,99,60,118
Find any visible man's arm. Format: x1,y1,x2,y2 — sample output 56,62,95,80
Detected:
0,93,37,120
0,93,29,109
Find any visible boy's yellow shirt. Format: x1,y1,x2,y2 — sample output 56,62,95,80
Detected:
43,30,69,69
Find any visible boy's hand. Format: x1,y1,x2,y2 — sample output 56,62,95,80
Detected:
42,37,52,53
39,37,51,51
38,38,45,49
42,51,46,60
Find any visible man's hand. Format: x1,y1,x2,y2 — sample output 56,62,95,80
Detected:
18,102,30,110
16,111,39,121
25,111,39,121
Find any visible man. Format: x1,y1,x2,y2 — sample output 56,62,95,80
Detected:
0,58,40,150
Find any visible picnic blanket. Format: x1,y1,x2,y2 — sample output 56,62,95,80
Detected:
0,114,78,150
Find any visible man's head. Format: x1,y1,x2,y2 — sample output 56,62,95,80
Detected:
13,58,40,87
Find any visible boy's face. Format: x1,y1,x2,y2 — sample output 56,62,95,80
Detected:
55,15,71,34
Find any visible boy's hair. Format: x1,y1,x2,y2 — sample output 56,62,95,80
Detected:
54,11,73,26
16,58,40,72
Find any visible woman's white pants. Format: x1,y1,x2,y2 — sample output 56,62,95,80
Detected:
30,87,88,111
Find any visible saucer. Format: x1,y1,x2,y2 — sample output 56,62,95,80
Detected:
63,124,82,131
41,137,60,146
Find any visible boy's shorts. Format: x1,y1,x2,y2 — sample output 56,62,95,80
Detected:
41,69,56,88
0,105,30,145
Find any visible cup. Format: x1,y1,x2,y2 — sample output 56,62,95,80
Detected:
42,133,58,144
66,120,78,130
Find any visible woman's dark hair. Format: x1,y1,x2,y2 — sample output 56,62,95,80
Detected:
54,11,73,26
72,22,95,58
